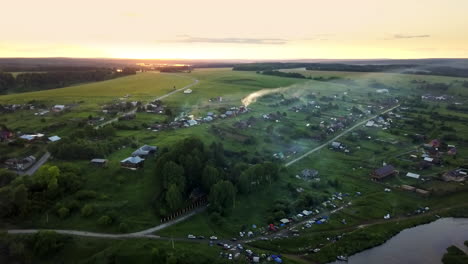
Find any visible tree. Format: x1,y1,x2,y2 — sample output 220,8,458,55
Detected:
81,204,94,217
165,184,183,212
11,184,28,216
33,231,66,257
98,215,112,225
57,207,69,219
0,169,15,188
201,166,220,192
161,161,185,191
209,181,236,216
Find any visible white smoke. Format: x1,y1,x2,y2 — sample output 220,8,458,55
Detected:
242,87,291,107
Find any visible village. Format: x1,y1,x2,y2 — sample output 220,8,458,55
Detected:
1,66,468,264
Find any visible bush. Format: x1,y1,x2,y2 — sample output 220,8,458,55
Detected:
98,215,112,226
119,222,128,232
57,207,69,219
33,231,66,257
81,204,94,217
75,190,97,200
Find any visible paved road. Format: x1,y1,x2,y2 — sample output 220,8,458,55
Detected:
95,77,199,129
285,104,400,167
16,152,51,176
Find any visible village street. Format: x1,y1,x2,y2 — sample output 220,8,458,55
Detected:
285,104,401,167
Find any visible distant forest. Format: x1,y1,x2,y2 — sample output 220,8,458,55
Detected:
0,67,137,93
233,63,468,78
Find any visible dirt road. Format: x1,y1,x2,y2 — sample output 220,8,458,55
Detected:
95,77,199,129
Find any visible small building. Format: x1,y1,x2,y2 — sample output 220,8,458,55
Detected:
406,172,420,179
186,119,198,126
300,169,319,179
183,89,192,94
120,156,145,170
331,142,341,149
401,185,416,191
372,165,397,180
90,158,108,167
132,145,157,158
203,116,213,122
279,218,290,224
48,135,61,142
19,133,44,141
52,105,65,112
365,120,375,127
0,129,14,141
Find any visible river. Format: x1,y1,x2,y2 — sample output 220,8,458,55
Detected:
328,218,468,264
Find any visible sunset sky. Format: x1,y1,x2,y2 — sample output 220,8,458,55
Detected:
1,0,467,59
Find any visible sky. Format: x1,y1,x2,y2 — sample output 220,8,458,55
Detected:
1,0,467,60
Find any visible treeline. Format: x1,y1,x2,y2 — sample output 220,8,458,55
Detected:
233,62,468,78
261,70,307,79
154,137,281,218
0,68,136,93
233,62,412,72
233,63,311,71
158,66,192,73
405,66,468,78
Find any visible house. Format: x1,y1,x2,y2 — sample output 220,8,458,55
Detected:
203,116,213,122
186,119,198,126
429,139,440,148
225,110,234,117
120,156,145,169
132,145,157,157
0,129,14,141
372,165,397,180
365,120,375,127
19,133,44,141
442,168,468,182
119,113,136,120
423,157,434,163
301,169,319,179
48,135,61,142
52,105,65,112
279,218,290,224
331,141,341,149
90,158,108,167
183,89,192,94
401,185,416,191
406,172,420,179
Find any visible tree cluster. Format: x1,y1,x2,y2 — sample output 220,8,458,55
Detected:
154,137,281,217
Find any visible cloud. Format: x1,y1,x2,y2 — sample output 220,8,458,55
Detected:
393,34,431,39
169,36,288,45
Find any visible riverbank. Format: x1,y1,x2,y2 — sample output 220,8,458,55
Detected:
328,217,468,264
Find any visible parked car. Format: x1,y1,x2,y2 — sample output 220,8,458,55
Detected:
187,234,196,239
